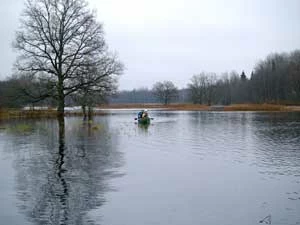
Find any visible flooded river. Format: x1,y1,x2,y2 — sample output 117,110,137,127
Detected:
0,111,300,225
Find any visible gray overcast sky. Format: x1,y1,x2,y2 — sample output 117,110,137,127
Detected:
0,0,299,90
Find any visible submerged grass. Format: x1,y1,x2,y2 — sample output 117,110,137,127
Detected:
8,123,34,134
0,109,57,119
0,108,107,120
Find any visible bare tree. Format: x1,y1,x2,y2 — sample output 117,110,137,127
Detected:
14,0,122,117
152,81,178,105
206,73,217,105
73,52,122,119
188,72,217,105
217,73,231,105
289,50,300,101
188,73,207,104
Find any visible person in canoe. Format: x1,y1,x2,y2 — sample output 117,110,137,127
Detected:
137,109,150,124
138,110,144,119
142,109,148,118
138,109,148,118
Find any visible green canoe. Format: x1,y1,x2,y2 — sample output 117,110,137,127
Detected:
138,117,150,124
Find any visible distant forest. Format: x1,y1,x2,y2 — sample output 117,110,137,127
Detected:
1,49,299,108
110,50,300,105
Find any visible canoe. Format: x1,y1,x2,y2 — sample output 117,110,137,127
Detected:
138,117,150,124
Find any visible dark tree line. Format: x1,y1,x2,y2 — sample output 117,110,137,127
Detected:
152,81,179,104
109,88,157,104
110,50,300,105
0,75,56,108
109,82,187,105
211,50,300,105
250,50,300,103
1,48,299,108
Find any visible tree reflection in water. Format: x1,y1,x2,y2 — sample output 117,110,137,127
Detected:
12,117,124,225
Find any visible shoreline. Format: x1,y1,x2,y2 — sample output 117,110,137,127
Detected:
1,104,300,119
99,103,300,112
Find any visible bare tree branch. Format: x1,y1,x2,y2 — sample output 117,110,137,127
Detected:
14,0,123,116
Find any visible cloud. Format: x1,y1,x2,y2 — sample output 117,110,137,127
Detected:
1,0,299,90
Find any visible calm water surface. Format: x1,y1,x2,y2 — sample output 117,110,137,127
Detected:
0,111,300,225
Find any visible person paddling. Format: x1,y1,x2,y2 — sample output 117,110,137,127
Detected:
136,109,151,124
142,109,148,118
138,110,143,119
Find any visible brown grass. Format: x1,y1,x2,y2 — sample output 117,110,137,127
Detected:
223,104,285,111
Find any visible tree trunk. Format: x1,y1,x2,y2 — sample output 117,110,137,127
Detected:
164,95,168,105
82,105,87,120
58,117,65,147
57,78,64,118
88,106,93,121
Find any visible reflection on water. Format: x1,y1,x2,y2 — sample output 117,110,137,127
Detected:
2,118,124,225
0,112,300,225
137,123,150,133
